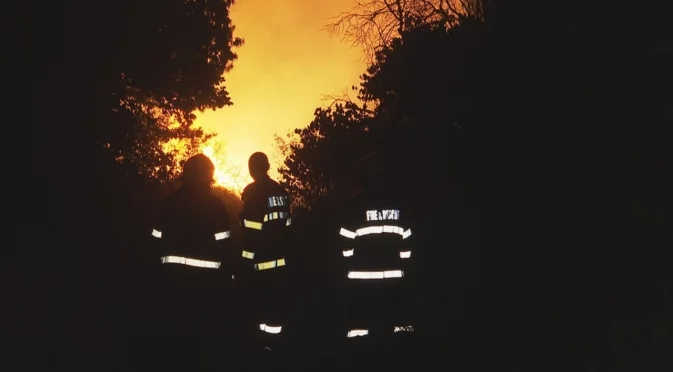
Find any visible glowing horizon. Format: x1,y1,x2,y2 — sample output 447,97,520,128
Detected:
201,142,251,194
190,0,365,188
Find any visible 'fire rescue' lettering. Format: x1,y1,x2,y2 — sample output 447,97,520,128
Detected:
268,195,289,208
366,209,400,221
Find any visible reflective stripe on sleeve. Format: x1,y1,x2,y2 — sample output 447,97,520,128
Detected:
259,324,282,334
400,251,411,258
242,250,255,259
340,228,357,239
342,249,354,257
214,231,231,240
347,329,369,338
151,229,162,238
160,255,220,269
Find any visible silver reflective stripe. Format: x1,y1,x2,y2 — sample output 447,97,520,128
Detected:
286,217,292,226
342,249,354,257
340,228,357,239
151,229,162,238
259,323,282,334
400,251,411,259
214,231,231,240
244,220,263,230
402,228,412,239
347,270,403,279
160,255,220,269
394,325,414,333
347,329,368,338
355,225,405,238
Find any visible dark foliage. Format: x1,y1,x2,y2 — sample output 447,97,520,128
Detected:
279,0,672,370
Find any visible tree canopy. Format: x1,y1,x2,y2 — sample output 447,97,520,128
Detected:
31,0,245,259
278,2,672,367
39,0,243,184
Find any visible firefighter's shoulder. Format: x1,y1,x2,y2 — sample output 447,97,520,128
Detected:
241,181,257,201
267,178,288,195
159,188,181,214
205,190,229,211
253,177,284,192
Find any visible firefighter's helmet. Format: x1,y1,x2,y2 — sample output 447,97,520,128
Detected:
248,152,270,179
182,154,215,185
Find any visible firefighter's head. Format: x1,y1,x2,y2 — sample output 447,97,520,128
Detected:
359,152,391,191
248,152,270,181
181,154,215,187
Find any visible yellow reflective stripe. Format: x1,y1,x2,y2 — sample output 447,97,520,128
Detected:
254,258,286,271
244,220,263,230
263,211,289,222
242,250,255,259
256,261,276,270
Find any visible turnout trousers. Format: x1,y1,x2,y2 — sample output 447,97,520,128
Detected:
241,265,290,352
155,266,235,372
343,276,416,370
345,276,413,335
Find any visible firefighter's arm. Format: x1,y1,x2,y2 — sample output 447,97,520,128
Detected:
286,193,292,226
149,201,169,265
238,198,257,270
337,208,357,273
399,212,416,276
214,202,233,276
399,225,414,259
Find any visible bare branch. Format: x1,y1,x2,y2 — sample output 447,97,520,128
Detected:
323,0,482,62
320,88,376,115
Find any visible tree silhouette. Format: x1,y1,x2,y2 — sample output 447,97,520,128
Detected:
35,0,243,186
324,0,484,61
280,1,673,369
276,102,374,208
89,0,244,182
278,19,488,208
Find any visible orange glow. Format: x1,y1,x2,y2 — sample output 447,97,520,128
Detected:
192,0,366,180
200,140,250,194
162,136,250,194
